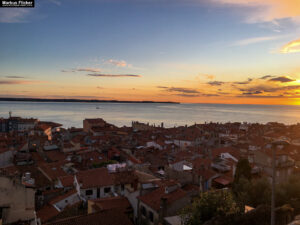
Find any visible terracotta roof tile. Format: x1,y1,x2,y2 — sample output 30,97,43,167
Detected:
37,205,60,223
76,168,114,189
45,209,133,225
49,189,78,205
58,175,74,188
138,185,187,211
89,196,131,211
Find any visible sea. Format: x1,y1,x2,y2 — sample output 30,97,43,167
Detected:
1,101,300,128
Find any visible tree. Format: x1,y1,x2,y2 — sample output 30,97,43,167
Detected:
234,158,251,183
232,177,252,208
276,174,300,213
248,178,271,207
232,159,252,208
233,176,271,209
181,190,242,225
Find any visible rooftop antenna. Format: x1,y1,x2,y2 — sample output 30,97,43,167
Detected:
9,111,12,118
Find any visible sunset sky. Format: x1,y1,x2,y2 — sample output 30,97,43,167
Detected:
1,0,300,105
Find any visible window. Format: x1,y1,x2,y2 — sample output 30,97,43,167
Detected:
149,211,154,222
85,189,93,195
104,187,111,193
141,206,147,217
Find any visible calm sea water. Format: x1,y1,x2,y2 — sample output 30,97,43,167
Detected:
1,101,300,128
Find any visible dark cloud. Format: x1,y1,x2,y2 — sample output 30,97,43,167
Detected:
168,87,200,94
175,94,201,97
87,74,141,78
158,86,200,94
0,80,36,85
175,93,219,98
268,76,295,83
77,68,101,72
260,75,274,80
202,94,220,97
4,76,25,79
242,91,263,95
237,84,300,97
62,68,101,73
237,94,285,98
233,79,253,85
207,81,224,86
158,86,220,97
157,86,168,89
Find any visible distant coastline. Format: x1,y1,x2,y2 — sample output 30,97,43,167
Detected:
0,97,180,104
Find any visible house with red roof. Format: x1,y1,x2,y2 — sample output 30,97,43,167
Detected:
74,167,138,200
37,189,82,224
137,181,190,225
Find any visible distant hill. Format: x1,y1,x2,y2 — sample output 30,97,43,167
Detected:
0,97,180,104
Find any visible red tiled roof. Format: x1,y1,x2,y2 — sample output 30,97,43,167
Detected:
45,209,133,225
89,196,130,211
38,162,67,181
46,151,66,162
0,165,19,176
37,123,51,131
84,118,105,124
76,168,114,189
40,121,62,128
214,176,231,186
195,169,217,180
49,189,78,205
128,155,142,164
37,205,60,223
58,175,74,187
191,158,212,170
138,186,187,211
0,147,10,154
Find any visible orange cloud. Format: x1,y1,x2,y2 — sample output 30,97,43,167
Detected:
106,59,128,67
280,38,300,53
203,74,215,80
87,73,141,78
216,0,300,22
